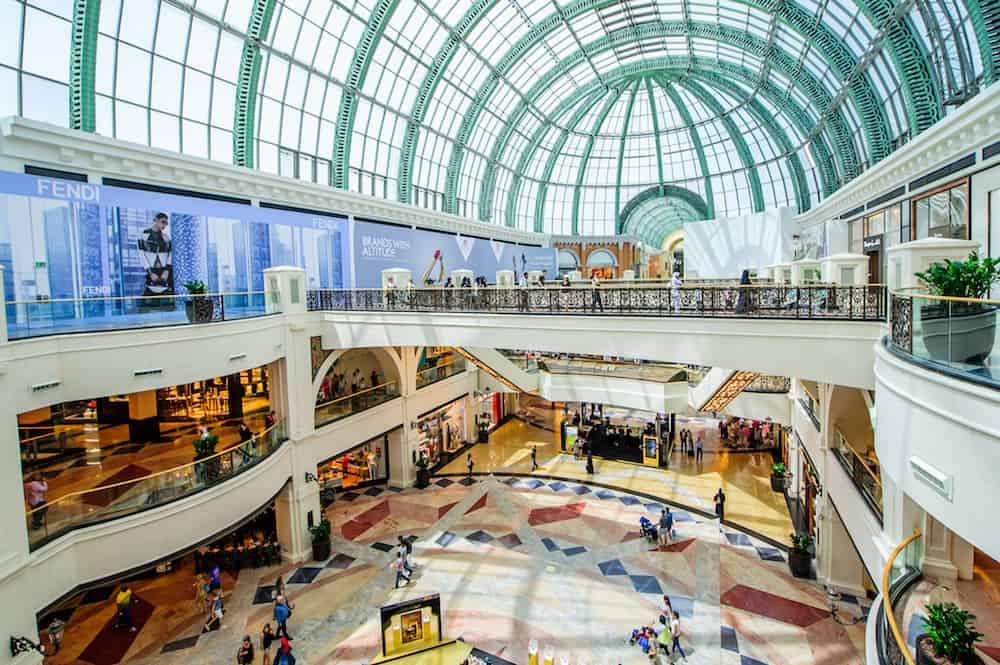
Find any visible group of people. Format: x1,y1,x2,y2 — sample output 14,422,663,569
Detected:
628,595,688,662
719,417,772,450
235,578,296,664
675,429,705,461
639,507,677,547
317,368,382,403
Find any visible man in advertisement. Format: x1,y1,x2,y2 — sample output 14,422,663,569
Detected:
138,212,174,306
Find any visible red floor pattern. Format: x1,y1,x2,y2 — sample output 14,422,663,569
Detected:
721,583,830,627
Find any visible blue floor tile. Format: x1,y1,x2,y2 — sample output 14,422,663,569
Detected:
466,530,495,543
672,511,695,522
364,486,384,496
339,491,360,502
252,585,276,604
596,490,617,500
619,495,641,506
326,553,355,569
598,559,628,576
571,485,591,495
741,656,768,665
721,626,739,652
756,547,785,562
667,595,695,617
287,566,322,584
645,503,664,513
562,546,587,556
435,478,454,487
435,531,457,548
497,533,522,548
547,481,567,492
725,533,753,547
371,542,394,552
458,477,477,486
629,574,663,594
541,537,560,552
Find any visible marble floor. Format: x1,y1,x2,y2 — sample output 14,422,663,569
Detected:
440,413,794,544
43,478,865,665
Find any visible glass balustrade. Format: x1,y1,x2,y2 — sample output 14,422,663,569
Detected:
6,291,274,339
25,420,288,551
832,430,883,522
416,358,467,389
313,381,400,428
890,291,1000,387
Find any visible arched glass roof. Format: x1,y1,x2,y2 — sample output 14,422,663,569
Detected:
1,0,993,241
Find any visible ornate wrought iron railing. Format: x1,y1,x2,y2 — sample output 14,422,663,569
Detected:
308,284,886,321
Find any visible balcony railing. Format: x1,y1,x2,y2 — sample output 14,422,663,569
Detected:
876,529,923,665
25,420,288,551
744,375,791,393
889,290,1000,387
416,357,467,388
307,284,886,320
5,291,276,339
314,380,400,428
832,429,883,523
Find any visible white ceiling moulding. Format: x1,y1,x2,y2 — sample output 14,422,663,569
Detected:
0,117,547,246
796,84,1000,226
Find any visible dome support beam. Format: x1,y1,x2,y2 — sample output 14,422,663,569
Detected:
442,0,892,213
397,0,497,204
614,80,641,233
472,22,860,223
962,0,997,85
232,0,278,168
676,78,765,213
674,73,812,212
645,78,667,193
331,0,402,189
569,85,625,235
69,0,100,133
654,78,715,219
503,88,609,227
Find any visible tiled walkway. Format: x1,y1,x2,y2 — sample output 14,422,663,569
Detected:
440,413,795,544
45,478,865,665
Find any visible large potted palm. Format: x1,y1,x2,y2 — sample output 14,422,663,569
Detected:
309,518,332,561
914,252,1000,363
915,602,984,665
787,532,813,578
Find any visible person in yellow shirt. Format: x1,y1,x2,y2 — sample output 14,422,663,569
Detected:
115,586,136,632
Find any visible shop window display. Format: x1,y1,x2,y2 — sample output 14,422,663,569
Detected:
417,398,468,468
317,431,392,497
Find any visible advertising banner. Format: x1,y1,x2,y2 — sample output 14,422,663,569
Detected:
353,219,556,287
0,171,348,326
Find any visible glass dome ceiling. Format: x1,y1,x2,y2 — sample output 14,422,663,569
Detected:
1,0,993,244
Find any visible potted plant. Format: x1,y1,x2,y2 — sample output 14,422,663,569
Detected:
787,532,813,578
770,462,788,492
309,518,332,561
193,433,220,483
477,417,490,443
914,252,1000,363
183,279,215,323
414,454,431,489
916,602,984,665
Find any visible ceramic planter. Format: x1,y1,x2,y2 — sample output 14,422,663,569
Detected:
920,303,997,364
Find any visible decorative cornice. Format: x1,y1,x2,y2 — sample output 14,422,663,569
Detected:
0,118,547,245
797,82,1000,226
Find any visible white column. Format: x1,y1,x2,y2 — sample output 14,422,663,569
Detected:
922,513,959,583
816,498,867,596
389,347,420,488
274,474,320,563
885,237,980,291
819,253,869,285
0,265,39,659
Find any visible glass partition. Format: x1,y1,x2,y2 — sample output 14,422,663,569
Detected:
832,429,883,522
890,292,1000,387
6,291,272,339
25,420,288,551
314,381,400,428
416,357,467,389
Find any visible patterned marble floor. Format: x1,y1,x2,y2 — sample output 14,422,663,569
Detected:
46,477,866,665
440,413,795,544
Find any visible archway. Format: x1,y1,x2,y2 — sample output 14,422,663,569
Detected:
585,249,617,280
619,186,709,249
557,249,580,276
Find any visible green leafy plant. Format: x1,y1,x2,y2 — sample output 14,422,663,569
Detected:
184,279,208,295
771,462,787,476
415,454,429,470
309,518,331,544
922,602,983,663
915,252,1000,300
789,532,814,554
193,433,219,458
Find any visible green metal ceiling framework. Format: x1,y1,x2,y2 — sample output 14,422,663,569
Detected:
60,0,997,239
618,185,711,247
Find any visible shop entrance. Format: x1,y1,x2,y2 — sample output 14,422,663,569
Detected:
863,235,882,284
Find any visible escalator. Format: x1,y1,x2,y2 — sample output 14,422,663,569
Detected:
455,348,540,394
690,367,761,412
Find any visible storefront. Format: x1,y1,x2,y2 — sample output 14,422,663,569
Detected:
317,428,395,501
417,397,468,469
475,391,513,440
798,440,822,536
563,403,660,464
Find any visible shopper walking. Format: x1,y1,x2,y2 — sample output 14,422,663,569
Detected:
261,624,275,664
531,446,538,471
695,432,704,462
393,552,411,588
273,597,292,640
115,586,137,632
466,452,474,477
590,273,604,312
670,272,683,313
397,536,414,573
735,268,751,314
669,611,687,662
585,451,595,475
714,487,726,524
25,474,48,530
237,635,255,665
272,638,295,665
